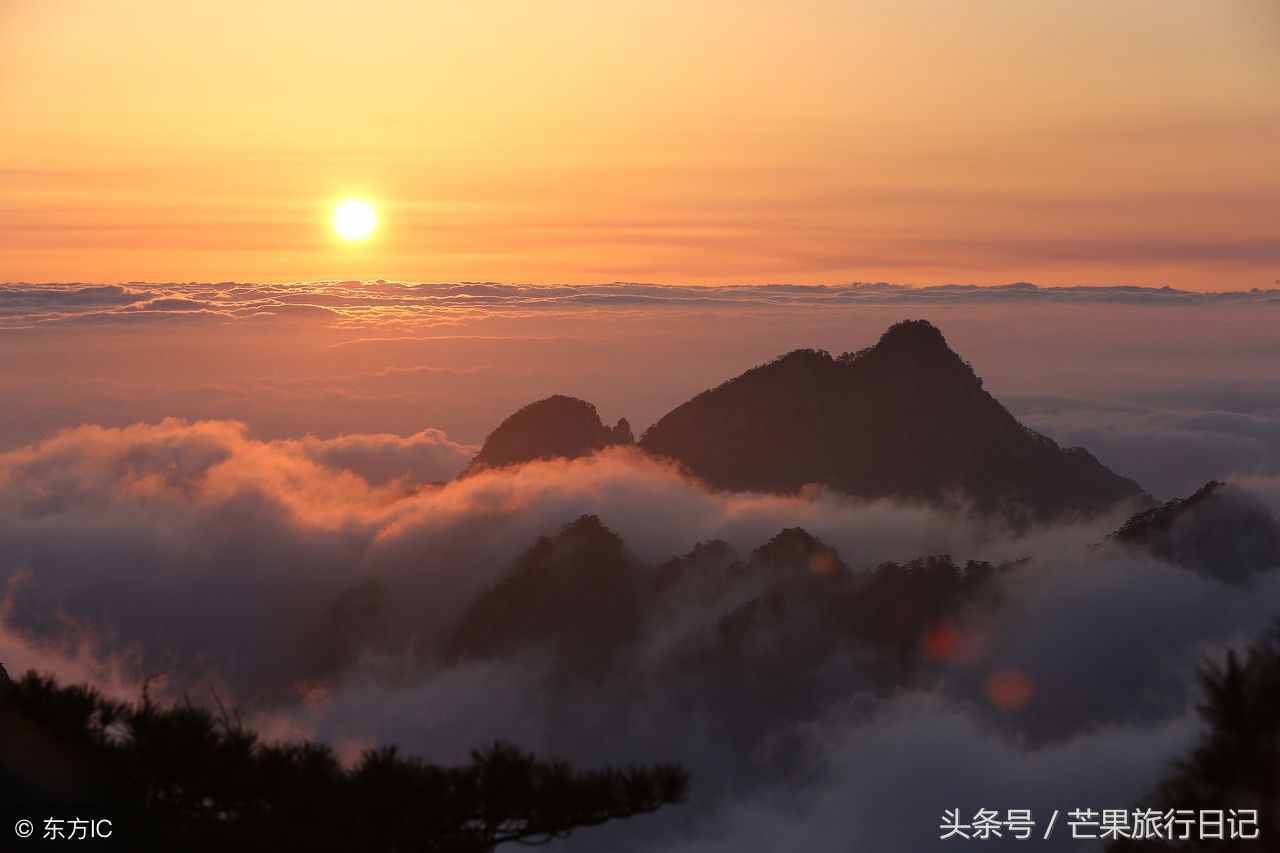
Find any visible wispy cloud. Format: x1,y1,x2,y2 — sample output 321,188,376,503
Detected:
3,280,1279,330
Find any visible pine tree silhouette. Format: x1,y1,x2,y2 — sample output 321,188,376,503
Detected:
1109,624,1280,852
1,670,687,852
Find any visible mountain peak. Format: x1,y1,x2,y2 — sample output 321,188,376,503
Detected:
774,348,836,367
877,318,948,349
556,514,625,552
461,395,632,476
752,527,849,578
639,319,1146,519
445,514,638,667
1112,480,1225,543
840,318,973,380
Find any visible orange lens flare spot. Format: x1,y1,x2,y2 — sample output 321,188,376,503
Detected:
921,623,983,663
808,552,838,576
985,668,1034,711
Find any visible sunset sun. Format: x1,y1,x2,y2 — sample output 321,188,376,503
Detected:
332,199,377,241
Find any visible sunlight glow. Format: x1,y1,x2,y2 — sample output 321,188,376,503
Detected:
332,199,377,241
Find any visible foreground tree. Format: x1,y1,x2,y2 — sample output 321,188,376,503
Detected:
1110,625,1280,852
1,670,687,852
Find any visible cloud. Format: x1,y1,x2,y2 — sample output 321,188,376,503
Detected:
0,419,1049,696
3,419,1280,852
287,429,475,486
1,287,1278,853
243,538,1280,853
0,574,145,705
0,284,146,308
4,281,1279,329
647,695,1198,853
1014,398,1280,498
0,419,431,699
265,520,1280,853
1236,473,1280,518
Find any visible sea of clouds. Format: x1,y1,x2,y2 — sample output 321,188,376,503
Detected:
2,280,1279,330
2,281,1280,850
2,418,1280,850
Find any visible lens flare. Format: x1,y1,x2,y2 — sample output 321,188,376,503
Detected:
985,668,1034,711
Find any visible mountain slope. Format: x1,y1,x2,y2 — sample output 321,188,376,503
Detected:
444,515,643,667
1110,480,1280,580
639,320,1146,519
444,518,1009,702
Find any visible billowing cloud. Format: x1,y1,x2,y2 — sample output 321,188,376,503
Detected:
288,429,475,486
0,419,1021,694
3,418,1280,851
1017,399,1280,498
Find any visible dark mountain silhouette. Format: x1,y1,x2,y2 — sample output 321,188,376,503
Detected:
750,526,851,579
445,515,643,670
301,578,397,683
461,395,632,476
650,526,1011,738
712,528,1005,672
650,538,740,596
638,320,1146,520
1110,480,1280,580
446,515,1008,714
660,528,854,660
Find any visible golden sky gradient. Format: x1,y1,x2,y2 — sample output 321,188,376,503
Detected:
2,0,1277,287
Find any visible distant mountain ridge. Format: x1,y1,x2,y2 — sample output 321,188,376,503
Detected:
1109,480,1280,580
459,320,1147,520
442,514,1011,697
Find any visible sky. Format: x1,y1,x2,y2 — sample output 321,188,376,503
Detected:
2,0,1278,287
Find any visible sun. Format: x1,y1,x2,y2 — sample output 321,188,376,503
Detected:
332,199,377,241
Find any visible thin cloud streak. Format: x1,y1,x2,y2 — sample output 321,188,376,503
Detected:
3,281,1279,330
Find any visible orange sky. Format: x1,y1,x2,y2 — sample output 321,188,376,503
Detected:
2,0,1277,288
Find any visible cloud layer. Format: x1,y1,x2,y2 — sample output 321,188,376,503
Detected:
3,286,1279,850
3,417,1280,851
3,280,1280,329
